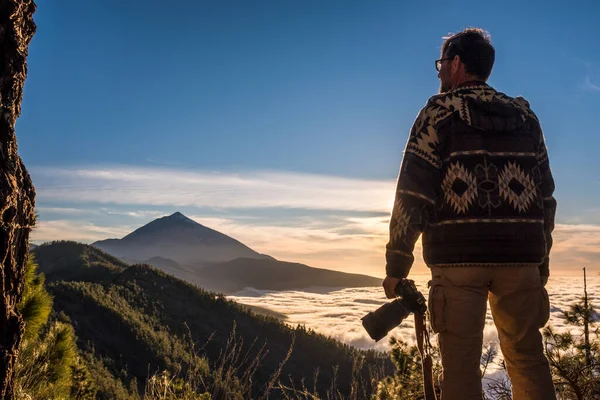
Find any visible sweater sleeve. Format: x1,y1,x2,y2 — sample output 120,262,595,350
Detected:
385,104,441,278
536,128,557,277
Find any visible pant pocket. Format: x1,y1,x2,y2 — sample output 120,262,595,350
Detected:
537,287,550,328
428,283,447,333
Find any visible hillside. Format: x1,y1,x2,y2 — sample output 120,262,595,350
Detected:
33,241,392,398
33,240,128,283
196,257,383,293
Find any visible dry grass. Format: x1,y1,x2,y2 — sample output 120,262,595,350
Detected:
144,322,388,400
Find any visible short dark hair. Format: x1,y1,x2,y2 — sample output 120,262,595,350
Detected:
442,28,495,81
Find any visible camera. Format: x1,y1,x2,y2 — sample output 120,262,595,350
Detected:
361,279,427,342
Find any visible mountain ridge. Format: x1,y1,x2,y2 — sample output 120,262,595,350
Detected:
92,211,382,293
195,257,382,293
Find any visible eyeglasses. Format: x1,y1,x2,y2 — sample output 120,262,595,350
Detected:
435,58,453,72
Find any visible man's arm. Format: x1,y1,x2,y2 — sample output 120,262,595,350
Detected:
536,128,557,278
385,104,441,279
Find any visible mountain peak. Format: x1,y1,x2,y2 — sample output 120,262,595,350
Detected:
93,211,267,265
121,212,204,239
162,211,198,225
169,211,188,219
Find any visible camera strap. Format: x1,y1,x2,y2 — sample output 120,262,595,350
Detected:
415,312,437,400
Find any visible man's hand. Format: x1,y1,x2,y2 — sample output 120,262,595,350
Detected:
383,276,404,299
541,275,548,287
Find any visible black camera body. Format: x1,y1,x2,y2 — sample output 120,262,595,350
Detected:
361,279,427,342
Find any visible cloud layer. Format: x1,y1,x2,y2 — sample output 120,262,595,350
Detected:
228,276,600,350
228,275,600,389
33,166,395,212
29,165,600,275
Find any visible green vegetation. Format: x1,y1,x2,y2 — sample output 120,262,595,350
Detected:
14,256,96,399
32,241,392,399
374,337,442,399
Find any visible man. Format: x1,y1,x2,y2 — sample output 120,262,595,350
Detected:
382,28,557,400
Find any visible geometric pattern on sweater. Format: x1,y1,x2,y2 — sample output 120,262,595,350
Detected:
433,94,471,125
474,159,502,214
498,161,538,213
536,135,550,165
406,123,441,169
390,198,423,246
434,85,540,127
459,85,538,123
390,198,411,242
438,159,541,216
404,99,454,169
442,161,478,214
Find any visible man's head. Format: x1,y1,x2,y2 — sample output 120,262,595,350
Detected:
436,28,495,93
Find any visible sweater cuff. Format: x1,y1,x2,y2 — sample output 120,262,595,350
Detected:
385,254,413,279
385,247,415,279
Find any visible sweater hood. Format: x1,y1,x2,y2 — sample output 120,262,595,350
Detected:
431,84,536,133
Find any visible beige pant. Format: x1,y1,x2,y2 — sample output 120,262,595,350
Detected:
428,266,556,400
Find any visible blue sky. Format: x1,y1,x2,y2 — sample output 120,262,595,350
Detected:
19,0,600,276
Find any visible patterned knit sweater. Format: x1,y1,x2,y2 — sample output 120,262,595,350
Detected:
386,83,557,279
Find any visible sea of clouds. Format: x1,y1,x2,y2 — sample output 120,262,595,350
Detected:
228,275,600,391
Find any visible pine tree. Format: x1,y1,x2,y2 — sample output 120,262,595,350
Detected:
14,257,97,399
374,336,442,399
543,267,600,400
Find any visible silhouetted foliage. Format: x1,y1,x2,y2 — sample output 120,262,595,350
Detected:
374,336,442,399
543,272,599,400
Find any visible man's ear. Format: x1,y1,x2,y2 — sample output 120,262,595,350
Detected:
451,55,461,75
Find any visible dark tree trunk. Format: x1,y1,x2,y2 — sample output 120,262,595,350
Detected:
0,1,37,398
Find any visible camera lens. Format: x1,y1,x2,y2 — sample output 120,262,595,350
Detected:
361,299,411,342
